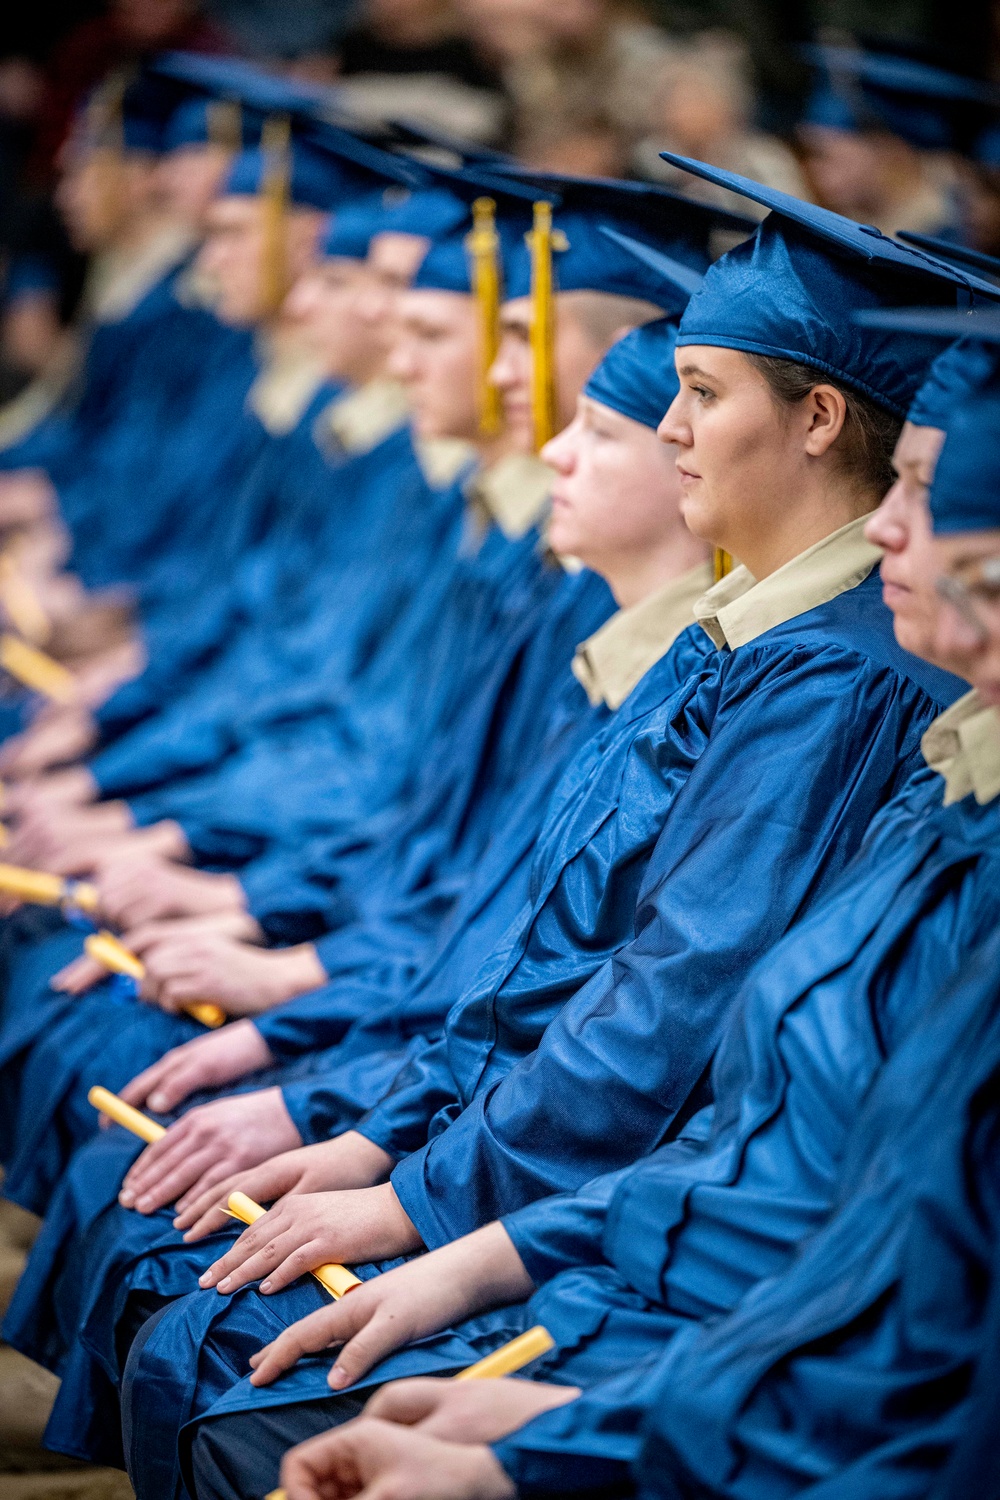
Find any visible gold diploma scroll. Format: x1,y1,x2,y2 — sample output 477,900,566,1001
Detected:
0,633,76,703
0,861,98,912
453,1324,555,1380
85,930,144,981
87,1085,166,1144
83,931,227,1029
227,1191,362,1300
262,1325,558,1500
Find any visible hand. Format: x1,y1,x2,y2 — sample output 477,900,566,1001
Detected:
0,470,56,527
179,1131,396,1242
366,1378,580,1444
120,1019,275,1112
93,857,248,928
198,1183,423,1296
4,800,134,871
117,1088,302,1215
280,1419,515,1500
51,951,109,995
248,1222,533,1389
0,713,97,781
133,931,325,1016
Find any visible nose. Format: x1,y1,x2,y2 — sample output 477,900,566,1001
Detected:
657,393,686,446
540,429,573,473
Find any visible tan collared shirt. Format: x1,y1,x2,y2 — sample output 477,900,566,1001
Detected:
694,514,882,650
86,223,197,325
921,690,1000,806
321,379,411,455
572,561,714,710
414,437,478,489
467,453,555,540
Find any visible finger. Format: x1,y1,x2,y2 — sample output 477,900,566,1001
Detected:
120,1129,196,1202
119,1056,178,1109
249,1304,352,1386
364,1380,452,1427
199,1212,280,1287
208,1224,312,1296
51,956,105,994
181,1199,234,1243
174,1160,240,1220
130,1145,223,1213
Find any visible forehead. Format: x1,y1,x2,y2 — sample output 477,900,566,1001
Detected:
501,296,531,326
208,194,260,228
399,287,472,324
936,529,1000,564
369,231,430,278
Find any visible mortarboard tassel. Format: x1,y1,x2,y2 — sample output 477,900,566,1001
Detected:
465,197,504,439
259,114,292,317
713,548,733,582
527,201,559,452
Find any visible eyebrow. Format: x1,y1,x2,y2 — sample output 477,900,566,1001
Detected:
677,364,713,379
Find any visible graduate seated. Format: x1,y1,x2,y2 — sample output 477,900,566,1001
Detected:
9,163,988,1494
190,317,1000,1500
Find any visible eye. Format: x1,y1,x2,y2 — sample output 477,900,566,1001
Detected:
692,384,715,403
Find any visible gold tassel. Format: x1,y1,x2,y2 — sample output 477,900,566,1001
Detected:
713,548,733,582
464,198,503,438
207,100,242,152
259,115,291,316
527,201,559,452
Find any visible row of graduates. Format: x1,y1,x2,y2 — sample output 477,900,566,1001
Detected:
0,53,1000,1500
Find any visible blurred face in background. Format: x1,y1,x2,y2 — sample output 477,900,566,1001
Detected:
356,231,431,332
388,289,481,442
799,124,918,221
156,145,234,230
933,528,1000,702
490,291,631,454
284,256,389,385
196,196,323,326
56,147,160,251
458,0,608,58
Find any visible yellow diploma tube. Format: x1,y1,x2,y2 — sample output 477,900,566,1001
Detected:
227,1192,361,1299
83,931,226,1029
87,1085,166,1144
0,633,76,703
262,1326,557,1500
0,861,98,912
453,1325,555,1380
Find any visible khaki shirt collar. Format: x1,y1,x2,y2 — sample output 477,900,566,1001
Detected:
86,224,196,324
573,561,714,710
323,378,410,455
249,339,328,436
414,437,478,488
694,514,882,650
468,453,554,540
921,689,1000,806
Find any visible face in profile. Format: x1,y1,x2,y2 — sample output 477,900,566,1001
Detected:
933,529,1000,703
864,422,947,663
387,289,481,442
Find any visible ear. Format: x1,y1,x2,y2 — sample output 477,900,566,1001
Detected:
803,383,848,458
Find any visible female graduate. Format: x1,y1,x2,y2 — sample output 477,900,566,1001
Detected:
0,183,707,1224
78,175,988,1496
207,337,1000,1500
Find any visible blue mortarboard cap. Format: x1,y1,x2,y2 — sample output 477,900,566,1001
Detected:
801,45,997,152
852,301,1000,426
661,151,1000,418
487,167,753,314
223,140,343,210
407,167,548,294
930,366,1000,532
897,231,1000,286
584,315,681,430
119,71,187,154
163,97,217,151
150,52,334,125
323,186,467,259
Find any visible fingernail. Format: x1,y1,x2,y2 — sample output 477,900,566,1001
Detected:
119,1190,135,1206
260,1280,271,1293
136,1196,151,1212
217,1277,231,1292
149,1094,166,1111
329,1365,348,1389
198,1272,214,1287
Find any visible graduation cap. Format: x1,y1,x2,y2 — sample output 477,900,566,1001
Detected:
851,303,1000,434
658,151,1000,419
800,44,998,153
150,52,336,132
930,361,1000,532
585,316,682,432
162,96,243,153
896,231,1000,286
323,185,470,260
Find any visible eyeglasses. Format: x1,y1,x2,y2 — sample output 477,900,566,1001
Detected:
935,555,1000,642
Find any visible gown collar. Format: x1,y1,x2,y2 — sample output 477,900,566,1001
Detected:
467,453,554,540
693,513,881,649
323,378,410,454
921,689,1000,806
573,561,714,709
85,223,197,324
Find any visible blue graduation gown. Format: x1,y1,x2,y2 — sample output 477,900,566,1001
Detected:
36,567,966,1484
163,750,1000,1490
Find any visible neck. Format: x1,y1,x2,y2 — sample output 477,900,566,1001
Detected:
475,432,520,470
110,205,179,256
734,481,875,580
604,527,710,610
